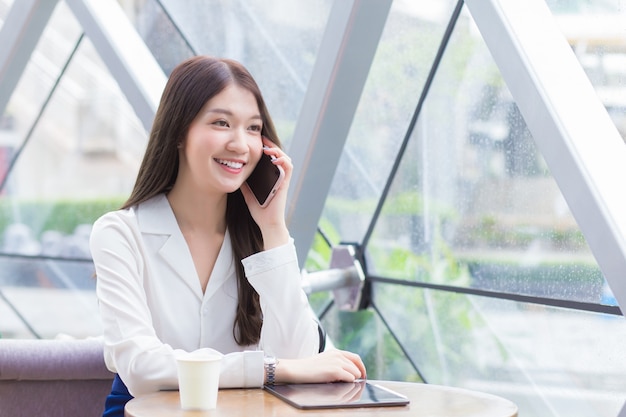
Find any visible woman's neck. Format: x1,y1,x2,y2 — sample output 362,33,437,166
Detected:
166,182,228,235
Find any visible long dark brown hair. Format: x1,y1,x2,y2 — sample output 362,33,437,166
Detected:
122,55,281,346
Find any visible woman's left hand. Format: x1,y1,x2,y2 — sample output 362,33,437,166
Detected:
275,349,367,385
240,137,292,249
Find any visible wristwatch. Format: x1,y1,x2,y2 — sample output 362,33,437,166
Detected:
264,355,278,386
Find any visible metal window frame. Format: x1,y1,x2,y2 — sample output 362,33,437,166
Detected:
65,0,166,132
465,0,626,313
286,0,393,267
1,0,165,132
0,0,60,117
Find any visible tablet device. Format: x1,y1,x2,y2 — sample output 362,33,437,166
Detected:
264,380,410,409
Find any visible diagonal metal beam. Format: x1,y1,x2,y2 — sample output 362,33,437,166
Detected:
465,0,626,315
286,0,392,266
65,0,166,132
0,34,84,193
370,300,427,383
0,0,60,117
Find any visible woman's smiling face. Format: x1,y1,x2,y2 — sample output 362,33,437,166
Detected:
179,83,264,195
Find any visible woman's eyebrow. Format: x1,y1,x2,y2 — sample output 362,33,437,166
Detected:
206,108,262,121
207,108,232,116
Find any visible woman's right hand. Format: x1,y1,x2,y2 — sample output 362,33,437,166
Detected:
275,349,366,384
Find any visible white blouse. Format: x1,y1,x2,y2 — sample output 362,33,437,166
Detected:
89,194,319,396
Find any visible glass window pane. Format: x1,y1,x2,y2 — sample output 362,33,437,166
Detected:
1,2,82,186
7,38,145,201
123,0,332,147
320,303,422,382
118,0,193,74
372,283,626,417
0,258,101,339
320,0,458,245
365,5,610,305
1,2,145,202
0,3,143,339
546,0,626,143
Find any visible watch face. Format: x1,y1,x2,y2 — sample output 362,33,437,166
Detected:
264,356,277,365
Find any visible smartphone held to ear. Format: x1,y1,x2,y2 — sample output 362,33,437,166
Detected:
246,150,285,208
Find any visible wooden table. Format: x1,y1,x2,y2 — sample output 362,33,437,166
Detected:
125,381,518,417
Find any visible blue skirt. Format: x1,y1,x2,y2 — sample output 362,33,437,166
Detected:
103,374,134,417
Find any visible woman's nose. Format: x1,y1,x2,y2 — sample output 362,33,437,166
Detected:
226,129,248,152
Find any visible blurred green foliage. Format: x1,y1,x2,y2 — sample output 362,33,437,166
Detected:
0,196,125,239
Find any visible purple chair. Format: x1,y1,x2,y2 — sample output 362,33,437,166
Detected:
0,338,114,417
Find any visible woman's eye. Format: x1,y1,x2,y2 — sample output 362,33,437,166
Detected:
213,120,229,127
249,124,262,132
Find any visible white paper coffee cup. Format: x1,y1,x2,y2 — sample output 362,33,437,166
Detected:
176,350,222,410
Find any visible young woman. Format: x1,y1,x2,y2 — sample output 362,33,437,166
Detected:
89,55,366,416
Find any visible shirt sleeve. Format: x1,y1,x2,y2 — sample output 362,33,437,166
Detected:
90,212,265,396
242,239,320,359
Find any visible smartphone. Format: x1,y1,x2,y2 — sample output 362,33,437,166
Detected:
246,149,285,208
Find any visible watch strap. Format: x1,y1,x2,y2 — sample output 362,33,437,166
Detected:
264,356,277,386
